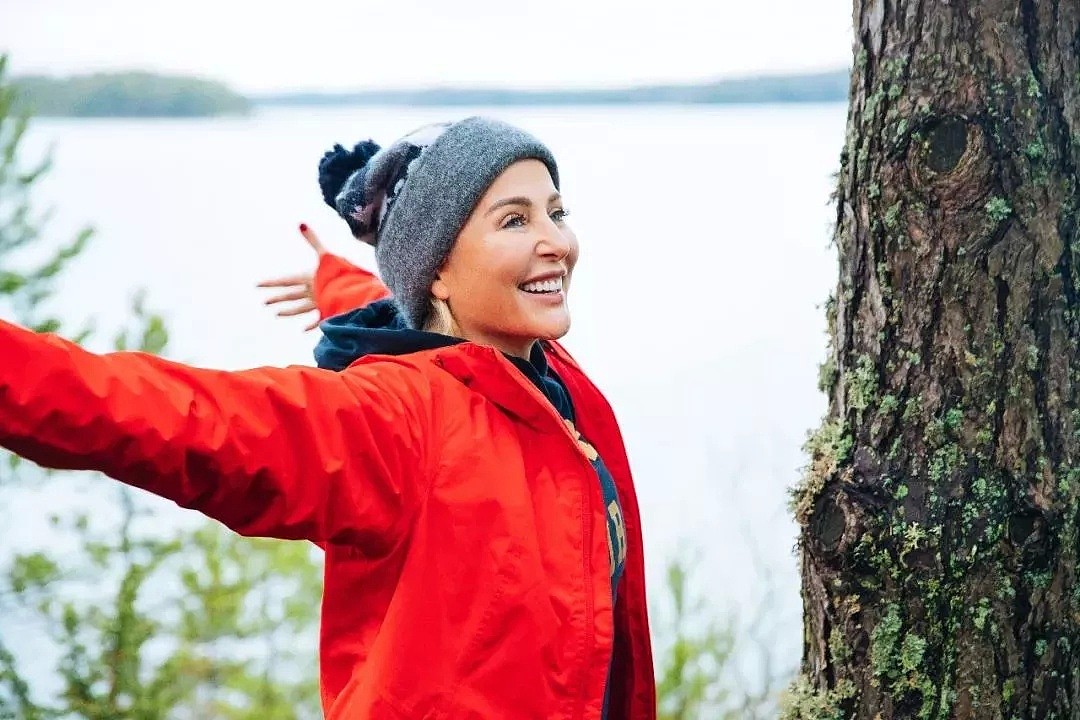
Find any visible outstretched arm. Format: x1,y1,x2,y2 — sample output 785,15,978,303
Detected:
258,224,391,329
0,318,433,546
312,252,391,319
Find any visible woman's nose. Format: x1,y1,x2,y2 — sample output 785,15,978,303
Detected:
537,218,572,260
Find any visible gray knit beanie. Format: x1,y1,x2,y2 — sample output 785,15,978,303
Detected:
317,117,560,329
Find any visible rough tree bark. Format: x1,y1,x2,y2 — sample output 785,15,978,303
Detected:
786,0,1080,718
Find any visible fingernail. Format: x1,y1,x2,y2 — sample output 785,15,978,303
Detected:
299,223,309,233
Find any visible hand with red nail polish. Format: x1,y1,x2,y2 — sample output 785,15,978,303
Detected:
256,223,330,331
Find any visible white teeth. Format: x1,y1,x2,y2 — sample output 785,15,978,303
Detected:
521,277,563,294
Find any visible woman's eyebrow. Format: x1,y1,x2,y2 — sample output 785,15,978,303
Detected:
484,196,532,216
484,193,562,216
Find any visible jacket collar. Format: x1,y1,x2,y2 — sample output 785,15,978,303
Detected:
430,342,568,433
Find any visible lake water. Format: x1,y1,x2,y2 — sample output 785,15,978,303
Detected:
8,103,848,690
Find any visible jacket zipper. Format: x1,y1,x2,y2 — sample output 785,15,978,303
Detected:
577,444,596,720
544,347,622,719
493,355,602,720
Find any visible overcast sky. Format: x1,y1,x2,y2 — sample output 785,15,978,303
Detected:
2,0,854,93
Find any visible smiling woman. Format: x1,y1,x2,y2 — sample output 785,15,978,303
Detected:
430,160,578,358
0,116,656,720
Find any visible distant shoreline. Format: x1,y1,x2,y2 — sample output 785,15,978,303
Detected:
15,69,850,118
13,72,251,118
254,70,850,108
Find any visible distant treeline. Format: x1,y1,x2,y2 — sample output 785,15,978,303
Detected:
11,69,850,118
13,72,251,117
255,70,851,107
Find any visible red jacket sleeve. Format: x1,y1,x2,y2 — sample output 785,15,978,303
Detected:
313,253,392,320
0,319,433,545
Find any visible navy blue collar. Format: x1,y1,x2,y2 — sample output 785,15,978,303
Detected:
313,301,575,420
507,343,575,422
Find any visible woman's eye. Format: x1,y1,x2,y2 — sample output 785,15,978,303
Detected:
501,213,526,229
550,208,570,223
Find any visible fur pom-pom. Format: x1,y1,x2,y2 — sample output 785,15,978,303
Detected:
317,140,381,210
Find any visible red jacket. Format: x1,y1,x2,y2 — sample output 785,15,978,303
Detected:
0,255,656,720
313,253,394,320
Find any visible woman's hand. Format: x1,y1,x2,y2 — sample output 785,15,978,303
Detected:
257,224,328,331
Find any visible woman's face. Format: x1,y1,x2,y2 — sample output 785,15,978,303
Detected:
431,159,578,359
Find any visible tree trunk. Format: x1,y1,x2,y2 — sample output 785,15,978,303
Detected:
787,1,1080,718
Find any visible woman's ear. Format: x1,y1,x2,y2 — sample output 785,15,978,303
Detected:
431,274,450,301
